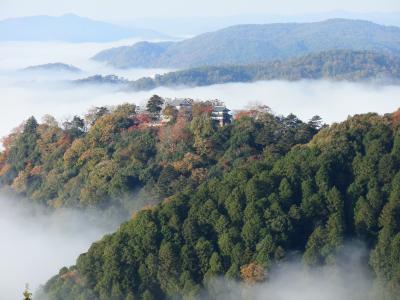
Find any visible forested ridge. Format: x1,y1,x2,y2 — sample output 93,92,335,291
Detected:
0,99,319,211
127,50,400,90
2,101,400,299
76,50,400,90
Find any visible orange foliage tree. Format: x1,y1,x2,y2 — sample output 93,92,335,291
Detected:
240,263,267,285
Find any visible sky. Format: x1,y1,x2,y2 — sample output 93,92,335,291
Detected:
0,0,399,21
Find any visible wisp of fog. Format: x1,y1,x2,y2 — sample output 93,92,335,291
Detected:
203,243,380,300
1,40,400,140
0,193,122,299
2,75,400,141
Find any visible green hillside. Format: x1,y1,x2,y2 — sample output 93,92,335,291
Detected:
3,102,399,299
128,50,400,90
0,101,318,212
40,110,400,299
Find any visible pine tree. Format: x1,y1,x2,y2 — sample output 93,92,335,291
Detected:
146,95,164,120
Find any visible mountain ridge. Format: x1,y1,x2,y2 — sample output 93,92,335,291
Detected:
76,50,400,89
92,18,400,68
27,108,400,299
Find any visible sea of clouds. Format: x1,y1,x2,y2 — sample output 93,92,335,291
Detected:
1,40,400,140
0,39,399,299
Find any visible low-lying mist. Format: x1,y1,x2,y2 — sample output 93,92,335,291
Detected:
1,40,400,140
1,77,400,140
0,193,123,300
204,243,381,300
0,39,172,75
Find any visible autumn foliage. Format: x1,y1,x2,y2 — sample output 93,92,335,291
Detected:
240,263,267,284
28,101,400,300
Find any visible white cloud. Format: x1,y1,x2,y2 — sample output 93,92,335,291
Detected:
148,81,400,124
1,68,400,141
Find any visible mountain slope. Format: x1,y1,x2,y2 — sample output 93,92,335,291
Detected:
39,110,400,299
0,14,166,42
78,50,400,89
93,19,400,68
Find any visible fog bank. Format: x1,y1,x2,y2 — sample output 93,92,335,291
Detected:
148,80,400,123
0,194,122,299
1,40,399,140
205,244,381,300
1,79,400,140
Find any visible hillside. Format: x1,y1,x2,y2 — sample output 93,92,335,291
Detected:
3,101,400,299
93,19,400,68
0,14,166,42
35,108,400,299
127,50,400,89
0,100,319,211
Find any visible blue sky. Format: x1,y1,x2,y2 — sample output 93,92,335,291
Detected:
0,0,399,21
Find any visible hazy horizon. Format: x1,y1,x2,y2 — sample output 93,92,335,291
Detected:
0,0,399,26
1,0,399,42
1,10,400,37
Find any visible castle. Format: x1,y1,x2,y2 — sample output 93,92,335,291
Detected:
161,97,232,126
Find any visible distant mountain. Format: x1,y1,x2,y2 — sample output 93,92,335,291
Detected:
80,50,400,89
129,11,400,36
92,19,400,68
94,42,174,69
0,14,167,42
22,62,81,73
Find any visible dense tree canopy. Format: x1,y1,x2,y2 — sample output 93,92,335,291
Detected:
127,50,400,91
75,50,400,91
3,101,400,299
0,100,317,213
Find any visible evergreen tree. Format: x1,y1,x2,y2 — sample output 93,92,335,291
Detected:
146,95,164,121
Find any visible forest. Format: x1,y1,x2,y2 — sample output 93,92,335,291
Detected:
128,50,400,90
1,97,400,299
75,50,400,90
0,97,318,212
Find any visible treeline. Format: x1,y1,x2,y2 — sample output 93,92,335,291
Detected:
39,109,400,299
128,50,400,90
75,50,400,90
0,98,319,213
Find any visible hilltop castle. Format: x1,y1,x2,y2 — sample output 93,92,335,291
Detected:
161,97,232,126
